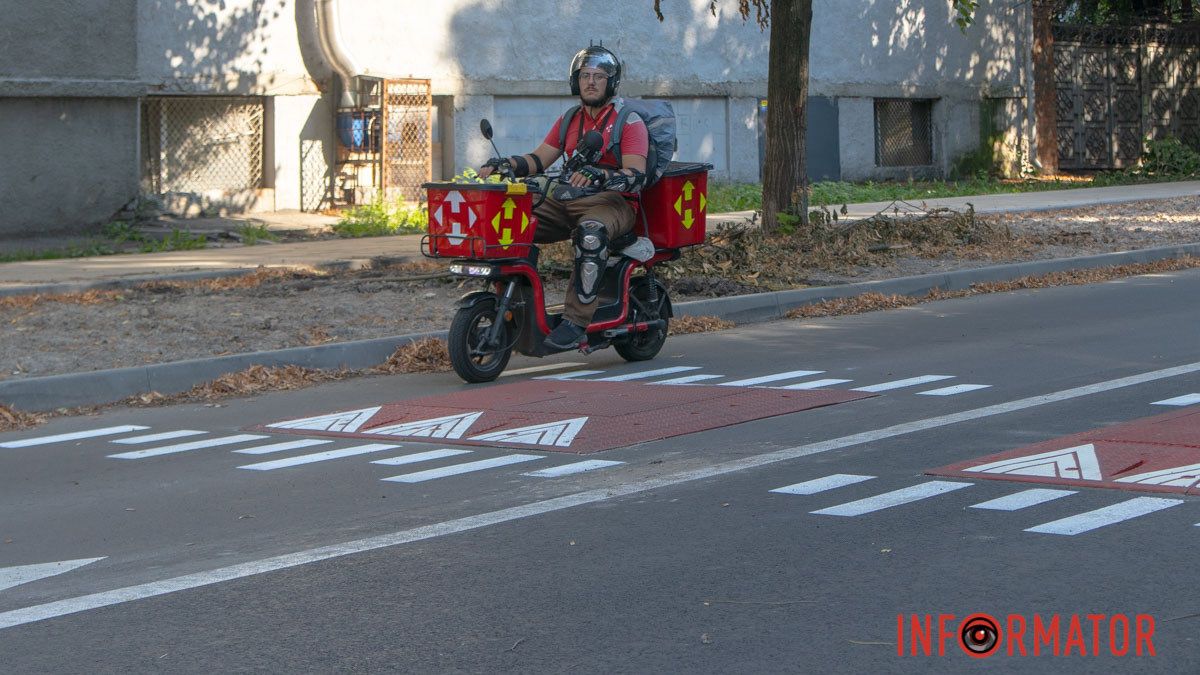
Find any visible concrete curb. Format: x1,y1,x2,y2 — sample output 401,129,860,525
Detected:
3,243,1198,412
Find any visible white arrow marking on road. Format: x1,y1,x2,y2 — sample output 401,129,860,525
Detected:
365,412,483,440
470,417,588,447
1114,462,1200,488
962,443,1103,481
0,426,149,448
266,407,381,433
0,558,105,593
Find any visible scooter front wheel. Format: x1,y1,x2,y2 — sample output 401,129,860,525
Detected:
448,300,513,383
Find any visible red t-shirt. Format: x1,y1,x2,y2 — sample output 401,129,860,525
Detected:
544,101,649,169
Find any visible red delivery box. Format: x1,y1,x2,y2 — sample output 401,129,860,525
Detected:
639,162,713,249
423,182,535,259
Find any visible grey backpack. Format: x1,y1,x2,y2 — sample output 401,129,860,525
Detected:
558,97,677,186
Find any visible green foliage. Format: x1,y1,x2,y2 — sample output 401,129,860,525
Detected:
333,200,429,238
453,167,504,184
236,223,280,246
138,229,208,253
952,0,980,29
1139,137,1200,176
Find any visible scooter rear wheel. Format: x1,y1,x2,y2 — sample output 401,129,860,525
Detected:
614,277,669,362
449,300,513,383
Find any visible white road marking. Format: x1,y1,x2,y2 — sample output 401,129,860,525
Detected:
810,481,973,516
370,449,472,466
1115,462,1200,488
265,407,381,433
502,362,586,377
592,367,701,381
469,417,588,447
775,378,854,390
963,444,1102,481
232,439,333,455
918,384,992,396
0,558,106,593
969,488,1076,511
382,454,544,483
852,375,955,392
769,474,875,495
719,370,824,387
237,444,399,470
365,412,482,440
110,430,206,445
5,361,1200,630
523,460,625,477
653,374,726,385
108,434,268,460
0,425,150,448
1025,497,1183,535
1152,393,1200,406
534,370,605,380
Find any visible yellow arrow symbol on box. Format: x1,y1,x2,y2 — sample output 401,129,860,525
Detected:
498,228,514,247
682,209,694,229
674,195,683,216
491,212,502,233
502,198,516,219
521,213,529,233
683,180,694,201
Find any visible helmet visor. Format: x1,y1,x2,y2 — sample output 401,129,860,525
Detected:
570,49,619,79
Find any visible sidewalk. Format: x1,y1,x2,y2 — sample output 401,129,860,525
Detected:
2,181,1198,296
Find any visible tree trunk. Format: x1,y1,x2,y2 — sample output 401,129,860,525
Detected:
1032,0,1058,173
760,0,812,233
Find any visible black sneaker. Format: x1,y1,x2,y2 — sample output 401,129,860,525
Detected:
544,320,588,350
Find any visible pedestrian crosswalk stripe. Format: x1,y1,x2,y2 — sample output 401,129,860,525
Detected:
0,557,106,593
238,443,399,470
653,374,726,385
1024,497,1183,535
108,434,269,460
523,460,625,477
770,474,875,495
266,407,381,433
382,454,544,483
469,417,588,447
535,370,605,380
719,370,824,387
110,430,207,445
233,439,333,455
1,425,151,448
969,488,1076,511
852,375,955,393
1152,393,1200,406
918,384,992,396
370,449,472,466
810,481,972,516
365,412,483,440
593,366,701,382
502,362,585,377
775,378,854,390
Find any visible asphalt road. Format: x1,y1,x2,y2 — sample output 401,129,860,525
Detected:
3,268,1200,672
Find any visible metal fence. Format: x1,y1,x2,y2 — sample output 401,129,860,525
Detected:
382,79,432,203
874,98,934,167
141,96,265,205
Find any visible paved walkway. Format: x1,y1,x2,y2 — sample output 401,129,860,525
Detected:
2,181,1197,294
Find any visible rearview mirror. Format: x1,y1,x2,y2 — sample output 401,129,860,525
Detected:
480,119,494,140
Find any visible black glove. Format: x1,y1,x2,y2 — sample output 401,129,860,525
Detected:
480,157,510,175
577,165,612,185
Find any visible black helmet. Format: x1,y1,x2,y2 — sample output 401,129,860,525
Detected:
569,45,621,98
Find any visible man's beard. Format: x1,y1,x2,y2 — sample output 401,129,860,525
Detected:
580,90,609,107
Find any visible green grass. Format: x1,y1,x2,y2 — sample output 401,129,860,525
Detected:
235,223,280,246
333,201,429,238
705,172,1197,214
0,223,209,264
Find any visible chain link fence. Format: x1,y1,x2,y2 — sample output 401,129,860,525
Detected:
141,96,265,211
874,98,934,167
382,79,432,203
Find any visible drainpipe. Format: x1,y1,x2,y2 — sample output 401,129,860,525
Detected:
315,0,363,108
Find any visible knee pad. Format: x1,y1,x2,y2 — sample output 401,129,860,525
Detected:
573,220,608,305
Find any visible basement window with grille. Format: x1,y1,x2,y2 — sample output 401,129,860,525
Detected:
874,98,934,167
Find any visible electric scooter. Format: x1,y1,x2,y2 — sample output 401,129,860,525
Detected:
423,119,709,383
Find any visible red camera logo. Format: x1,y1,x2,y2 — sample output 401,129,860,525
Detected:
897,612,1156,658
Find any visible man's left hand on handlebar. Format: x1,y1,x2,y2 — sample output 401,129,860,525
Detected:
570,164,610,188
478,157,510,179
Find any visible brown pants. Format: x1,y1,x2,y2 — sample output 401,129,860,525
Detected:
533,191,635,325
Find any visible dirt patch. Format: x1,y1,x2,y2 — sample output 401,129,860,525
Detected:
2,197,1199,387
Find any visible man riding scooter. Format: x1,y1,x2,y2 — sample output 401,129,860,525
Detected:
478,45,650,350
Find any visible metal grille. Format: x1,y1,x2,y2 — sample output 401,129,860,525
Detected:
141,96,264,198
874,99,934,167
382,79,432,203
